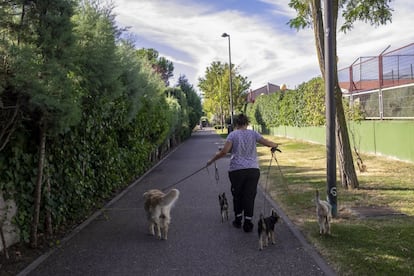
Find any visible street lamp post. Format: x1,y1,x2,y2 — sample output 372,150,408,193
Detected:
221,32,234,130
219,79,224,130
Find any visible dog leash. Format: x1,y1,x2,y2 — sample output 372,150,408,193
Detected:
206,162,221,186
262,148,289,214
213,162,220,185
271,150,290,194
262,151,274,215
162,165,208,191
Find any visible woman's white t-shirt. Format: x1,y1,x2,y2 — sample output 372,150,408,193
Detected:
226,129,262,172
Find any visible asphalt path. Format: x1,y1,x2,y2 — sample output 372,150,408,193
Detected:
19,128,336,276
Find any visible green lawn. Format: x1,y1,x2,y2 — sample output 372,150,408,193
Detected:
256,136,414,276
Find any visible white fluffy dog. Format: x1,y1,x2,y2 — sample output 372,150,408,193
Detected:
315,190,332,235
143,189,179,240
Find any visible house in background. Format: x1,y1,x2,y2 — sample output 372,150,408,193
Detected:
246,82,284,103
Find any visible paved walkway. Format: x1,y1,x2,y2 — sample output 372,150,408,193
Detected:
19,128,336,276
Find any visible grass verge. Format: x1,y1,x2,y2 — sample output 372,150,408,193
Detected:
257,136,414,276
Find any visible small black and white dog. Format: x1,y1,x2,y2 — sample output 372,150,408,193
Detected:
218,192,229,222
258,209,280,250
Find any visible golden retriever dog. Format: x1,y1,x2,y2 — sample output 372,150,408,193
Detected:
315,190,332,235
143,188,179,240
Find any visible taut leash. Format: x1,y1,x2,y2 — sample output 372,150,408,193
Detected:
162,165,208,191
271,150,290,192
262,151,274,215
271,150,285,180
262,148,288,214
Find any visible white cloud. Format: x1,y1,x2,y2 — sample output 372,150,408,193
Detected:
113,0,414,91
337,0,414,69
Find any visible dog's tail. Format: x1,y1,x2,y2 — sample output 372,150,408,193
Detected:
316,190,332,218
315,189,320,202
315,190,325,206
160,189,180,208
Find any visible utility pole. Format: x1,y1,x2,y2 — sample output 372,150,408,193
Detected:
324,0,337,217
221,33,234,131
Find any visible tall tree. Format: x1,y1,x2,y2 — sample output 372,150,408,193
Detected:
0,1,19,152
198,61,250,124
27,0,80,248
177,75,202,130
165,87,190,139
198,61,225,124
288,0,393,189
136,48,174,86
0,0,81,247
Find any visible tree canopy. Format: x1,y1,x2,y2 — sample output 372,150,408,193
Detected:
288,0,394,190
198,61,250,125
136,48,174,86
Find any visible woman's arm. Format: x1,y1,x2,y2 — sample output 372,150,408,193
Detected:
207,140,232,166
258,137,279,149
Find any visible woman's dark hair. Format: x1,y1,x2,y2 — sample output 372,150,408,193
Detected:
234,113,249,127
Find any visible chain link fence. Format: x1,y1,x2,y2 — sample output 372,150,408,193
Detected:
339,43,414,119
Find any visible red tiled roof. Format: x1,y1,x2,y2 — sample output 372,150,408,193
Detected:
247,83,281,103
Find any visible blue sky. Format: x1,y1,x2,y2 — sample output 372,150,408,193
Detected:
113,0,414,91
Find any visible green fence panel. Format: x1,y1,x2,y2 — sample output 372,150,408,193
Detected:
256,120,414,163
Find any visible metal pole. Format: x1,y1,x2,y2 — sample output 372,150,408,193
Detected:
378,45,390,119
228,36,234,127
324,0,337,217
219,79,224,130
222,33,234,129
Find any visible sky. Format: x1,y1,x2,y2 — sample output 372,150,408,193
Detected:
112,0,414,92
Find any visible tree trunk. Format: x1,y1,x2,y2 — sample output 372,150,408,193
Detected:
311,0,359,189
45,177,53,238
0,224,9,259
335,84,359,189
310,0,325,77
30,124,46,248
0,102,20,152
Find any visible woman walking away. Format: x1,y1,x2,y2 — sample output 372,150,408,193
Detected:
207,114,279,232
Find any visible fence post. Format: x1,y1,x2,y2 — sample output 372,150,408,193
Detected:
379,89,384,119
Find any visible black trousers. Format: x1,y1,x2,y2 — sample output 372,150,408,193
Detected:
228,168,260,219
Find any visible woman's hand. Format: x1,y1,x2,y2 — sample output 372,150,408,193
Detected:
271,145,281,153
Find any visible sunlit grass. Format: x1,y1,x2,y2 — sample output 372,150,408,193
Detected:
257,136,414,276
213,129,414,274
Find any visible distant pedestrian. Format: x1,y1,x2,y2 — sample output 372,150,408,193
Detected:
207,113,279,232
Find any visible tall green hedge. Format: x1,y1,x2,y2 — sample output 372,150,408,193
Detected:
0,1,199,244
246,77,363,128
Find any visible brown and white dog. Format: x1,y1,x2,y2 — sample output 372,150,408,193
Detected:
143,189,179,240
315,190,332,235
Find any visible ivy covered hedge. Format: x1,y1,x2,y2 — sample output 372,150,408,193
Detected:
246,77,363,128
0,1,201,246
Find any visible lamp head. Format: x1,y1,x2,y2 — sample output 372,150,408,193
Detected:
221,33,229,38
